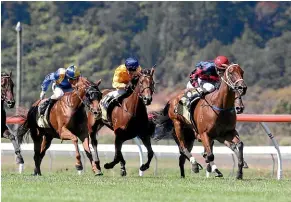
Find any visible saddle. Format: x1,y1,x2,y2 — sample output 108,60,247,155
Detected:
37,99,55,128
175,88,201,133
100,93,129,126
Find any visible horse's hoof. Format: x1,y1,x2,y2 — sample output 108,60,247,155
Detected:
95,170,103,176
243,162,249,169
236,173,243,180
214,169,223,178
16,156,24,164
120,169,127,177
140,164,149,171
104,163,114,169
192,163,199,173
206,164,212,173
75,164,83,171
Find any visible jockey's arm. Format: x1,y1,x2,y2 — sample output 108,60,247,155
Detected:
41,72,56,92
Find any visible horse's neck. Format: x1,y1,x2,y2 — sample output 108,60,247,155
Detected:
124,83,141,114
215,77,235,109
67,87,86,109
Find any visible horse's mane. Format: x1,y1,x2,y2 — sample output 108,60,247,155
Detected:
79,77,99,88
1,72,10,77
141,69,152,76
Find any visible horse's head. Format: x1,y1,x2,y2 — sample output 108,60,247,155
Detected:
1,72,15,108
130,68,155,106
216,64,247,96
73,77,102,119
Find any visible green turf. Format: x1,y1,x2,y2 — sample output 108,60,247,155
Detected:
2,167,291,202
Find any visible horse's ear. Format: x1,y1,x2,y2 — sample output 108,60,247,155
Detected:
95,79,101,86
150,68,155,76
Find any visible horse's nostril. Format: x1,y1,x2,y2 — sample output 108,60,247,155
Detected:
94,111,98,115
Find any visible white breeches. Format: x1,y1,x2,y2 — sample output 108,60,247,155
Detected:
186,79,217,93
198,78,216,93
50,83,73,100
186,81,194,89
106,89,126,98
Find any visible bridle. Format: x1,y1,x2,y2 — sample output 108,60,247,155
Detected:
1,74,14,104
74,83,102,119
129,73,155,100
218,64,245,95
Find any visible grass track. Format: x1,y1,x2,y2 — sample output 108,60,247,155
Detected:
2,168,291,202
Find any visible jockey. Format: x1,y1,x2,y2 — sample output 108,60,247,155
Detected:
38,65,81,116
185,56,230,108
187,61,220,94
102,57,141,107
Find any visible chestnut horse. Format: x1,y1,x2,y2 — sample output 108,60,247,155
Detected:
87,68,155,176
149,92,247,178
153,64,247,179
17,77,103,175
1,72,24,165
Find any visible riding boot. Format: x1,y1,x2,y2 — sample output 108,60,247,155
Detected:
44,99,57,117
39,99,50,116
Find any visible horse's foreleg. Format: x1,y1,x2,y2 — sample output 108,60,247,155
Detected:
204,140,223,177
223,140,248,168
3,130,24,164
90,131,102,173
104,136,123,171
31,129,42,176
222,131,244,180
39,135,52,164
200,132,214,163
232,132,244,180
173,120,198,166
81,136,102,176
60,127,83,172
179,154,186,178
139,135,154,172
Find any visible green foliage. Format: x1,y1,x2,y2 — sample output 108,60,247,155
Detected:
1,2,291,106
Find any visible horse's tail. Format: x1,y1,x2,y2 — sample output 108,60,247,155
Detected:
148,102,174,141
17,106,37,144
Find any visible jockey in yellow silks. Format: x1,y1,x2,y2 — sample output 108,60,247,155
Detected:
102,57,141,108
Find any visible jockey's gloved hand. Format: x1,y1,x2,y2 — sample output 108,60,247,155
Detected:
40,91,46,100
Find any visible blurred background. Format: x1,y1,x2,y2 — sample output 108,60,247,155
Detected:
1,1,291,145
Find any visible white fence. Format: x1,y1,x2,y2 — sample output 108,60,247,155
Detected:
2,142,291,179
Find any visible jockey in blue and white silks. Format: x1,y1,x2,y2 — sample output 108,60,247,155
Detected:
38,65,81,116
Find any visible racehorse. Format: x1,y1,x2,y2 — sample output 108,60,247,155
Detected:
87,68,156,176
17,77,103,175
1,72,24,166
148,92,248,178
152,64,247,179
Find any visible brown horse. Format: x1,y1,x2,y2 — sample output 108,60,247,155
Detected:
1,72,24,165
153,64,247,179
87,68,156,176
148,92,246,178
17,77,103,175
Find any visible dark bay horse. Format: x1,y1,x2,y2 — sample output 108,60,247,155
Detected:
1,72,24,165
87,68,156,176
149,92,247,178
153,64,247,179
17,77,103,175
